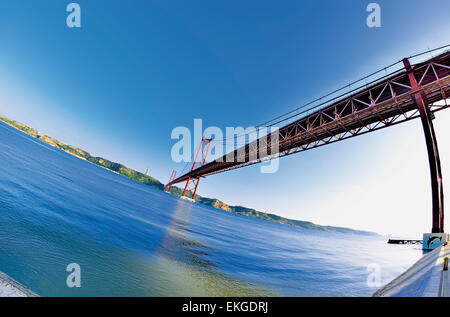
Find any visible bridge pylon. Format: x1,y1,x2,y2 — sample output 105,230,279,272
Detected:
181,136,212,200
403,57,444,234
403,57,446,249
164,170,177,193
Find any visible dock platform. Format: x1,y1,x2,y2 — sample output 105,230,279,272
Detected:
387,239,422,245
0,271,38,297
374,242,449,297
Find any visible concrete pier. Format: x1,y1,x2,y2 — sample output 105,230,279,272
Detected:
374,241,450,297
0,271,38,297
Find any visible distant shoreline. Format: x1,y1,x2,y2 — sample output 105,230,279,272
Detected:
0,114,378,236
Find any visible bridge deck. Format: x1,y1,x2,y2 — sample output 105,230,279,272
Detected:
168,50,450,186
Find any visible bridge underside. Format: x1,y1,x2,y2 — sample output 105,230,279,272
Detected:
169,51,450,183
167,50,450,232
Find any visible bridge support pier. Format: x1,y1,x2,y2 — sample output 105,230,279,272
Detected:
403,58,445,247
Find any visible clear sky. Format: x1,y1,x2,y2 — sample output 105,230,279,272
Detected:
0,0,449,236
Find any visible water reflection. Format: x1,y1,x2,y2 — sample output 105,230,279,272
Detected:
157,200,215,270
154,199,274,296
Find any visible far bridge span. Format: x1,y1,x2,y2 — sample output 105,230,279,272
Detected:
166,47,450,234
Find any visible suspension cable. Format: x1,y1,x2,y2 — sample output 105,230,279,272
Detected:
208,44,450,144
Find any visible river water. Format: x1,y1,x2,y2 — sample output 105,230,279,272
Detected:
0,121,422,296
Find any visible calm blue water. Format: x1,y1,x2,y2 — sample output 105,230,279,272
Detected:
0,121,422,296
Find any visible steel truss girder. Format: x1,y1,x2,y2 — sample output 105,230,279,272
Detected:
168,51,450,186
201,102,450,177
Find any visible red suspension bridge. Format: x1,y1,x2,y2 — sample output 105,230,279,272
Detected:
166,46,450,234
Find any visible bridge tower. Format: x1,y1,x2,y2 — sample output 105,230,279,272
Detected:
403,57,446,249
164,170,177,193
181,137,212,200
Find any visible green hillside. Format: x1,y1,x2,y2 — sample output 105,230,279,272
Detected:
0,115,376,236
0,115,164,191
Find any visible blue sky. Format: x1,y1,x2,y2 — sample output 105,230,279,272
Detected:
0,0,449,235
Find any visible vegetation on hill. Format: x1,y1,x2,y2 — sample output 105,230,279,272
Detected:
0,115,376,235
0,115,164,191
